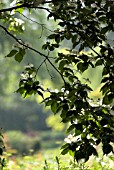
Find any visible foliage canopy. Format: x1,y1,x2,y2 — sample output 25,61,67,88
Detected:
0,0,114,163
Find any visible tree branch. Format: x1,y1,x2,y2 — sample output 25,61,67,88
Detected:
0,0,58,13
0,24,66,84
34,6,106,67
0,4,26,13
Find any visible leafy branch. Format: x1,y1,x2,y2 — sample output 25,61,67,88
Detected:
0,24,66,84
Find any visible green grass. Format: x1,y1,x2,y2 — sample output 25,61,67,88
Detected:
3,148,114,170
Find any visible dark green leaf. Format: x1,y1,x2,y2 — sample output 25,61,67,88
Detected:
45,100,53,106
58,22,65,27
77,62,88,72
55,156,59,164
95,59,103,66
103,144,113,155
16,87,25,95
51,101,57,114
59,60,68,70
19,48,25,56
61,148,69,155
6,50,18,58
101,27,108,34
49,45,54,51
0,148,3,155
103,94,113,105
75,151,85,162
15,52,23,63
100,118,108,126
67,124,75,133
48,34,56,39
61,143,69,150
37,91,44,99
96,139,101,145
75,123,82,131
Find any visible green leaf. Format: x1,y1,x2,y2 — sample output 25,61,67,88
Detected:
96,139,101,145
16,87,25,95
51,101,57,114
101,77,109,83
55,34,60,43
87,145,98,157
42,44,48,50
63,67,73,74
19,48,25,56
58,22,65,27
77,62,88,72
75,123,82,131
15,52,23,63
49,45,54,51
103,94,113,105
15,7,24,13
52,44,59,48
55,156,59,164
59,60,68,70
36,85,44,91
103,144,113,155
0,148,3,155
75,129,81,136
45,100,53,106
101,27,108,34
67,124,75,133
100,118,108,126
33,81,39,86
75,151,85,162
48,34,56,39
61,148,69,155
37,91,44,99
6,50,18,57
61,143,69,150
95,59,103,66
102,67,109,76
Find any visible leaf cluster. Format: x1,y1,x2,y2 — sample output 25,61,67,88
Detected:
42,0,114,161
17,64,44,98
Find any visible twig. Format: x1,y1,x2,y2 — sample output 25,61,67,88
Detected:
45,60,54,79
18,12,54,33
35,6,107,67
36,58,47,77
0,24,66,84
0,4,26,13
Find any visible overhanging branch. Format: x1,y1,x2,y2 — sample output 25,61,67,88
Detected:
0,24,66,84
0,1,54,13
0,4,26,13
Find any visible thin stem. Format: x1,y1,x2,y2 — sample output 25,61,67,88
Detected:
45,60,53,79
18,12,54,33
35,58,47,79
0,24,66,84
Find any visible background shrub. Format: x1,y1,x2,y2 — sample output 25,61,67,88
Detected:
5,131,41,155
